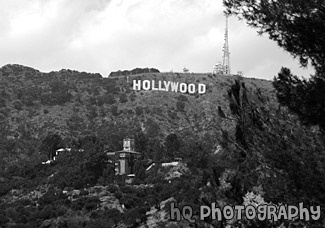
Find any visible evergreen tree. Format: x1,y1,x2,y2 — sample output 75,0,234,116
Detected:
224,0,325,131
219,80,325,214
224,0,325,71
165,133,180,160
40,133,63,160
273,67,325,131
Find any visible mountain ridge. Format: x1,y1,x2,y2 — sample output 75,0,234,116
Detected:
0,63,276,160
2,64,325,228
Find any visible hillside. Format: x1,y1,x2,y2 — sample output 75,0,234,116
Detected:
0,64,276,156
1,64,325,228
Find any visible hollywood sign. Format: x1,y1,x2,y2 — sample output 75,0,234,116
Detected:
133,80,206,94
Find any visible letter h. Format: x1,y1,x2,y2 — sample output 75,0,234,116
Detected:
133,80,141,90
170,202,181,221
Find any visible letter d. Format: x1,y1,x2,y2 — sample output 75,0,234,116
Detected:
198,84,206,94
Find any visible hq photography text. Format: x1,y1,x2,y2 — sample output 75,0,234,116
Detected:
169,202,321,223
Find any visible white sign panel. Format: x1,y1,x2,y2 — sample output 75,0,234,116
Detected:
133,80,206,94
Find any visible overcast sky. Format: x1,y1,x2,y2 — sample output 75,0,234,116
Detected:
0,0,315,79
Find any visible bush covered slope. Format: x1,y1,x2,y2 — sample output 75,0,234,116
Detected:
2,64,324,228
0,64,275,163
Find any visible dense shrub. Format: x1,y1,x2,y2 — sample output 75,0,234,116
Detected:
111,105,119,116
39,187,67,207
109,68,160,77
135,106,143,116
119,93,128,103
123,207,147,226
84,196,100,211
176,100,185,112
0,98,6,108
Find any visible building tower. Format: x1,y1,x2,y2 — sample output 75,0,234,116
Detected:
222,15,231,75
213,15,231,75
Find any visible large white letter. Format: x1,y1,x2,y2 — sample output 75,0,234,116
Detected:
198,84,206,94
158,81,164,91
188,84,195,94
152,80,158,90
164,81,171,91
143,80,150,90
170,82,179,92
133,80,141,90
179,83,187,93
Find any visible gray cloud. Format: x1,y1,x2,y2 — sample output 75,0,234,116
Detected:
0,0,315,79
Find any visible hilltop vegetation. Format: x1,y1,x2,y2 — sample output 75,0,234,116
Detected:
0,64,324,227
109,67,160,77
0,64,274,164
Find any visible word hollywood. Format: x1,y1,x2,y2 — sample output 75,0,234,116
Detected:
133,80,206,94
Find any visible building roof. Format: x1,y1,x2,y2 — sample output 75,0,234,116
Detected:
106,150,142,157
115,150,141,154
106,152,116,156
162,162,179,167
112,150,141,155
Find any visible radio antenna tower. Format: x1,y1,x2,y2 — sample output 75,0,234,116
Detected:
222,15,230,75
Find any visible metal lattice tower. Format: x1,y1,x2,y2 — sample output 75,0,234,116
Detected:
222,15,231,75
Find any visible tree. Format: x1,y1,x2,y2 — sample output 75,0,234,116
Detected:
134,160,146,181
0,113,9,171
218,80,325,215
52,136,108,189
79,135,103,153
165,133,180,160
217,80,269,202
67,112,87,138
273,67,325,131
224,0,325,131
111,105,119,116
134,132,147,153
224,0,325,71
40,133,63,160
